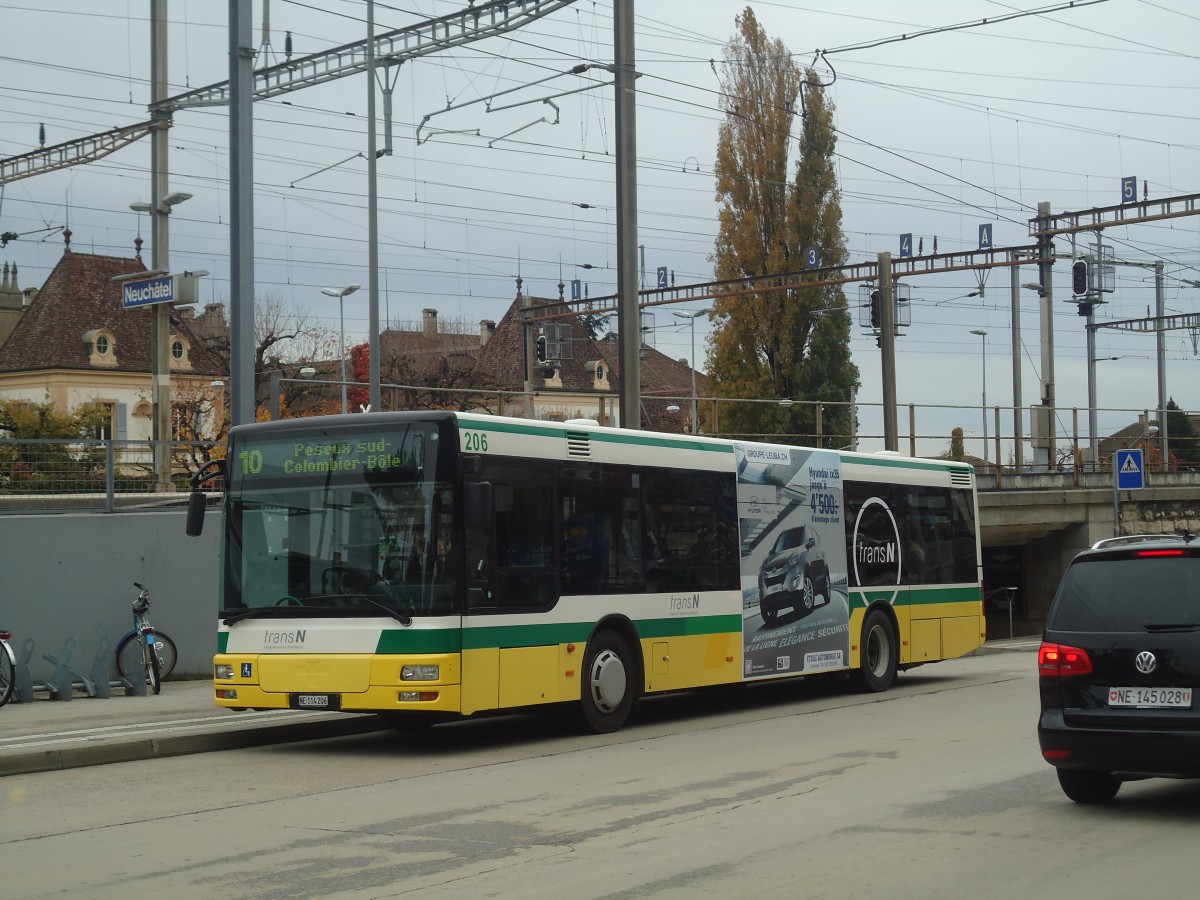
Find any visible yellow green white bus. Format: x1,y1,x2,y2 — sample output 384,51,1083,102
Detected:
186,410,985,733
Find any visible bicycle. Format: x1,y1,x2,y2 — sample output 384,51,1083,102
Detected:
0,629,14,707
115,583,177,694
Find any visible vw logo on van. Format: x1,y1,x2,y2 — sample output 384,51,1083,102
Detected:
1134,651,1157,674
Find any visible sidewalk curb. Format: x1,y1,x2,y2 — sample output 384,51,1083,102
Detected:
0,715,393,778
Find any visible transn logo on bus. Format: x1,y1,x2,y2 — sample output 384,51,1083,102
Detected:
263,629,306,646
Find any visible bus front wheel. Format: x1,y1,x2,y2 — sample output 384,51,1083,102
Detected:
578,630,636,734
852,609,897,693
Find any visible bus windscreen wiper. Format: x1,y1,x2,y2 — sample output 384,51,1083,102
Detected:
224,593,412,626
357,592,413,626
222,607,291,626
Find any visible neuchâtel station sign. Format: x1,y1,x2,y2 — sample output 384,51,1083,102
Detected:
117,270,208,309
121,274,174,308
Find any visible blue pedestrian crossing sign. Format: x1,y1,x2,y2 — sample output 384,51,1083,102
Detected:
1116,448,1144,490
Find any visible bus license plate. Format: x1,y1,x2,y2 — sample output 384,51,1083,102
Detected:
292,693,341,711
1108,687,1192,709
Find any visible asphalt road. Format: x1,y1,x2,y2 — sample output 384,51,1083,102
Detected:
6,647,1200,899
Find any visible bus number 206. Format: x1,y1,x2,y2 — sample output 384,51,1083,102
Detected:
463,431,489,452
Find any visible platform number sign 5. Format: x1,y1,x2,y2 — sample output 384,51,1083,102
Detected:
1121,176,1137,205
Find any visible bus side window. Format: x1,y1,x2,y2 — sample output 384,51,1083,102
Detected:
494,483,556,608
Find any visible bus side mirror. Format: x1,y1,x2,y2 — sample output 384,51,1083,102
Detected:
464,481,493,530
185,490,207,536
185,458,226,537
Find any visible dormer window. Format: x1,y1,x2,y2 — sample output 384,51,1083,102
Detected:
168,334,192,369
83,328,118,367
584,359,610,390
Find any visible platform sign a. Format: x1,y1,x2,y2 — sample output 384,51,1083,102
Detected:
1116,448,1144,490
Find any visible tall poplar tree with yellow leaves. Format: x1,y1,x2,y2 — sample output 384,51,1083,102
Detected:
707,8,858,446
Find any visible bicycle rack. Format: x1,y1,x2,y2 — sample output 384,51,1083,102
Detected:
13,637,40,703
90,636,112,699
120,659,148,697
11,636,141,701
42,638,98,700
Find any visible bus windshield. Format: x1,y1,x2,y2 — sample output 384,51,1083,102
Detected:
220,421,457,619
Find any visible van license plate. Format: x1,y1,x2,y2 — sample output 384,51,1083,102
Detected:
1108,687,1192,709
292,693,341,710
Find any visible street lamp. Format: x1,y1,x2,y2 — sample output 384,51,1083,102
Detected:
269,366,318,420
130,190,192,492
673,308,712,434
970,329,988,467
320,284,362,413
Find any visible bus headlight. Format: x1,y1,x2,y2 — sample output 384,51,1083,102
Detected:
401,664,439,681
215,664,235,679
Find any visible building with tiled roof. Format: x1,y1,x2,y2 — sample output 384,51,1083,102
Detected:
466,278,702,431
1095,410,1200,473
377,308,494,411
592,336,708,433
0,243,227,440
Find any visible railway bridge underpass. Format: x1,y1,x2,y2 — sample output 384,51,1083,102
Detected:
977,471,1200,638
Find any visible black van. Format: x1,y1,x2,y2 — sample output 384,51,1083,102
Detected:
1038,534,1200,803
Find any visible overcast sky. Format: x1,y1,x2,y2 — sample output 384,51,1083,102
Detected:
1,0,1198,454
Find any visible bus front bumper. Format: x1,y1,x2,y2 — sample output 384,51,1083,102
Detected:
212,652,462,714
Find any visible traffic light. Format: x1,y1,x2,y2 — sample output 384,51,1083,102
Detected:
536,333,547,362
1072,259,1089,297
870,290,881,329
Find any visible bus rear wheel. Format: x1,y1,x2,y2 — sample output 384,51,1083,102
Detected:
852,609,897,693
578,630,636,734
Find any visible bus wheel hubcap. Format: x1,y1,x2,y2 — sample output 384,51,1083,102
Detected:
590,649,627,713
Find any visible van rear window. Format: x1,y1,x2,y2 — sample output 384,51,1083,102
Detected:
1048,554,1200,631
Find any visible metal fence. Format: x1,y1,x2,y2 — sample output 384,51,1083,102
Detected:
0,438,223,513
1,397,1192,512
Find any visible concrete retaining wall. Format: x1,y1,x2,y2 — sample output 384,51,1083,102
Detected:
1,511,219,681
4,485,1197,681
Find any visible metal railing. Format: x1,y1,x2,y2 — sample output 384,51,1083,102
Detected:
0,439,222,513
2,396,1193,511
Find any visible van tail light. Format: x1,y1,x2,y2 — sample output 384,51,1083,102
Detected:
1038,641,1094,677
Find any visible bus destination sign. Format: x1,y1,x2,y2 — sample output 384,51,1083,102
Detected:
235,431,425,480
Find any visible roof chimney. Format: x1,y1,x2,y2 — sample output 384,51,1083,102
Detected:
422,308,438,340
480,319,495,347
